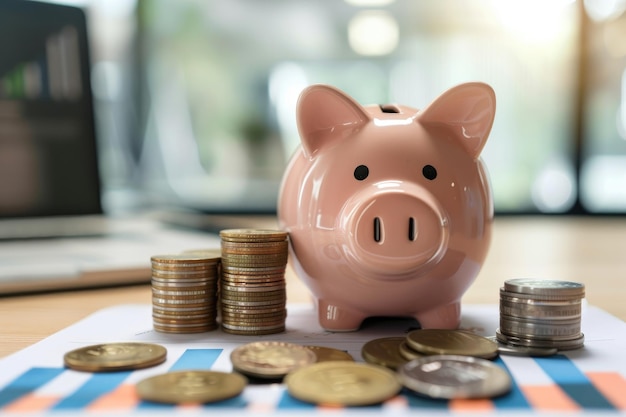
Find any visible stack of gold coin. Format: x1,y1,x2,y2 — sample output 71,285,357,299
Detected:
219,229,288,335
497,278,585,351
151,253,220,333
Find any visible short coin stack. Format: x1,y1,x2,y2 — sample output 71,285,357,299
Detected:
219,229,289,335
151,253,220,333
497,278,585,351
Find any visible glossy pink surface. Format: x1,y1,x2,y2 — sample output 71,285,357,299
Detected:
278,83,496,331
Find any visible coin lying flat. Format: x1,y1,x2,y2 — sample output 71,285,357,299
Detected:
504,278,585,298
485,336,557,357
361,337,408,370
398,341,423,361
305,346,354,362
406,329,498,359
136,370,247,404
285,362,401,406
230,341,316,379
398,355,512,399
64,342,167,372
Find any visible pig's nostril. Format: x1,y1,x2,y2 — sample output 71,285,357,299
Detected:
374,217,382,242
409,217,416,241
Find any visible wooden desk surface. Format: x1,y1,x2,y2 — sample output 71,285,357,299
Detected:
1,216,624,358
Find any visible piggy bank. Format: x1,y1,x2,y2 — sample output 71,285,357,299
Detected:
278,82,496,331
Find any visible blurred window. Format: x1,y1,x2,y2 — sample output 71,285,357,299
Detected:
33,0,626,215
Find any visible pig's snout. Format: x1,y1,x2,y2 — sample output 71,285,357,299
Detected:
340,183,449,277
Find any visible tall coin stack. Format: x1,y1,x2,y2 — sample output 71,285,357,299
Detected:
497,278,585,351
219,229,289,335
151,253,220,333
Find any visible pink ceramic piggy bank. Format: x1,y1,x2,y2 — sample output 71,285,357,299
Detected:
278,82,496,331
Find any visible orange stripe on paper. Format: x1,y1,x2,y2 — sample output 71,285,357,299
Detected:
448,398,494,412
87,384,139,411
586,372,626,410
3,394,60,413
520,385,579,411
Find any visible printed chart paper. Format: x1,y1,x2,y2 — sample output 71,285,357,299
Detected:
0,303,625,415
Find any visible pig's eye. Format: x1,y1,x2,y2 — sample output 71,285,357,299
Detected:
354,165,369,181
422,165,437,180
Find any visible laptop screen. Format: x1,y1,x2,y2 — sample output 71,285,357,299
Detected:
0,0,101,219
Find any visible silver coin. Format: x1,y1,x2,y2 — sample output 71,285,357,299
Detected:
499,316,581,339
499,299,581,320
398,355,512,399
503,279,585,298
495,329,585,350
485,336,557,357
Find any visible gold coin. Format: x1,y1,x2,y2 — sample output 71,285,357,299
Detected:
221,283,285,293
230,341,315,379
221,239,288,249
151,254,219,264
222,326,286,336
221,265,287,275
219,229,288,242
398,341,423,361
220,311,286,320
180,248,222,259
153,324,218,334
222,322,285,332
136,370,246,404
305,346,354,362
285,362,401,406
220,305,286,315
406,329,499,359
64,342,166,372
361,337,408,370
220,298,285,307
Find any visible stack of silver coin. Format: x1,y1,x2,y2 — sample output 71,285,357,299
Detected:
497,278,585,351
150,253,220,333
219,229,289,335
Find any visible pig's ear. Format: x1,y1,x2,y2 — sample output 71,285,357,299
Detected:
417,82,495,158
297,84,370,158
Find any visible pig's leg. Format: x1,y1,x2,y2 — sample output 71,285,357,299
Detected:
317,300,366,331
414,301,461,329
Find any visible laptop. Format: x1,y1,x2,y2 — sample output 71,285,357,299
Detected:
0,0,222,294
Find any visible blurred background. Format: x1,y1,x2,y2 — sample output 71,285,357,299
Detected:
5,0,626,216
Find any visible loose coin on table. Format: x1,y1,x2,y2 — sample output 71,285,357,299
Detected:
64,342,167,372
136,370,247,404
398,355,512,399
485,336,557,357
398,341,423,361
285,362,401,406
230,341,316,379
361,337,409,370
305,346,354,362
406,329,499,359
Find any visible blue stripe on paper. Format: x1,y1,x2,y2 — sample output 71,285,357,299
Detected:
534,354,614,410
492,356,531,409
0,367,65,408
52,371,131,410
169,348,222,371
276,391,316,410
403,388,449,409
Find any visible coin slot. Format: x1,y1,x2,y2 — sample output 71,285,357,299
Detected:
408,217,416,241
379,104,400,114
374,217,382,243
